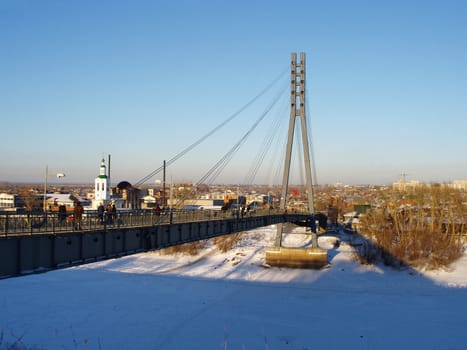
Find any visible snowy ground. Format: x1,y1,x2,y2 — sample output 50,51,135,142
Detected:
1,225,466,350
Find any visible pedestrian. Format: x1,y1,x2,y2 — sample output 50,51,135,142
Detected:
105,203,112,224
155,204,161,216
73,201,84,230
111,204,117,224
97,203,105,223
58,204,67,224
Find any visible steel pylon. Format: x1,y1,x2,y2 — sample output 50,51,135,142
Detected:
275,52,317,247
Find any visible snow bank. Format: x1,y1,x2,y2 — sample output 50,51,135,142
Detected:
1,225,466,349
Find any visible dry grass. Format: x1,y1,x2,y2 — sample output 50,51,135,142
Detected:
359,185,465,270
213,232,244,253
156,232,244,256
159,241,206,256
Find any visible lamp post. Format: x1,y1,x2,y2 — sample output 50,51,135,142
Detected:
43,165,66,212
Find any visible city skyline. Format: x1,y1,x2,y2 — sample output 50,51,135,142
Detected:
1,0,466,186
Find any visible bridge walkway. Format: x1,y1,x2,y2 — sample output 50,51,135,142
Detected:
0,209,311,279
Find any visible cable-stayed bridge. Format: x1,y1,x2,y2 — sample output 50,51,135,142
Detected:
0,52,327,278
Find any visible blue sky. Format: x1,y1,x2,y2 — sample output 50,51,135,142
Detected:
1,0,466,186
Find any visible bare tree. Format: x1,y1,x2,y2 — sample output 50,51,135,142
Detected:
359,185,465,270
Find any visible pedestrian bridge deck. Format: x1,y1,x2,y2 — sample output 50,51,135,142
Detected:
0,209,311,279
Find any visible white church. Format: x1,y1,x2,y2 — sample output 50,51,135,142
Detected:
92,157,124,209
93,158,110,208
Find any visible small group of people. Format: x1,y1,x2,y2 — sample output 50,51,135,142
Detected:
231,205,249,219
154,204,173,222
55,201,118,230
55,202,83,229
97,202,117,225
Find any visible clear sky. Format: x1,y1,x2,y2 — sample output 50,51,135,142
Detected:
1,0,466,186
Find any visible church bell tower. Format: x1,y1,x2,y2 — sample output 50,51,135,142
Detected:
94,158,110,206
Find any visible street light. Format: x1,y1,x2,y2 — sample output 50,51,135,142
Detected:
43,165,66,212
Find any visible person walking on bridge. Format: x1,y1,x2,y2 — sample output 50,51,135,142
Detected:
154,204,161,216
58,204,67,224
97,203,105,224
73,201,84,230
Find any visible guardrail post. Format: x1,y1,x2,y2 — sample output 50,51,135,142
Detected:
4,214,8,237
29,213,33,235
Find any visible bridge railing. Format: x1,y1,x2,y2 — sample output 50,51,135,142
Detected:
0,207,308,236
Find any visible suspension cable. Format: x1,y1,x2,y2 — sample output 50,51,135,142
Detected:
134,67,288,187
173,84,286,208
242,92,288,185
201,85,287,185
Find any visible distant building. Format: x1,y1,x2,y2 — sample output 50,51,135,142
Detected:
179,199,225,210
147,188,158,197
343,212,362,232
451,180,467,191
393,179,420,191
115,181,140,209
93,158,110,208
0,193,23,210
45,193,90,211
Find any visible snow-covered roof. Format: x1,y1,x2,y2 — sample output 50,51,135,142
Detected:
45,193,89,205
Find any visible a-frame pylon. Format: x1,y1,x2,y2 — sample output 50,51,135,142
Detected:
265,52,327,268
274,52,318,248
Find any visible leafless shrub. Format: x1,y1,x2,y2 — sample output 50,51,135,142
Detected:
352,239,379,265
159,241,206,256
359,185,465,270
213,233,244,253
